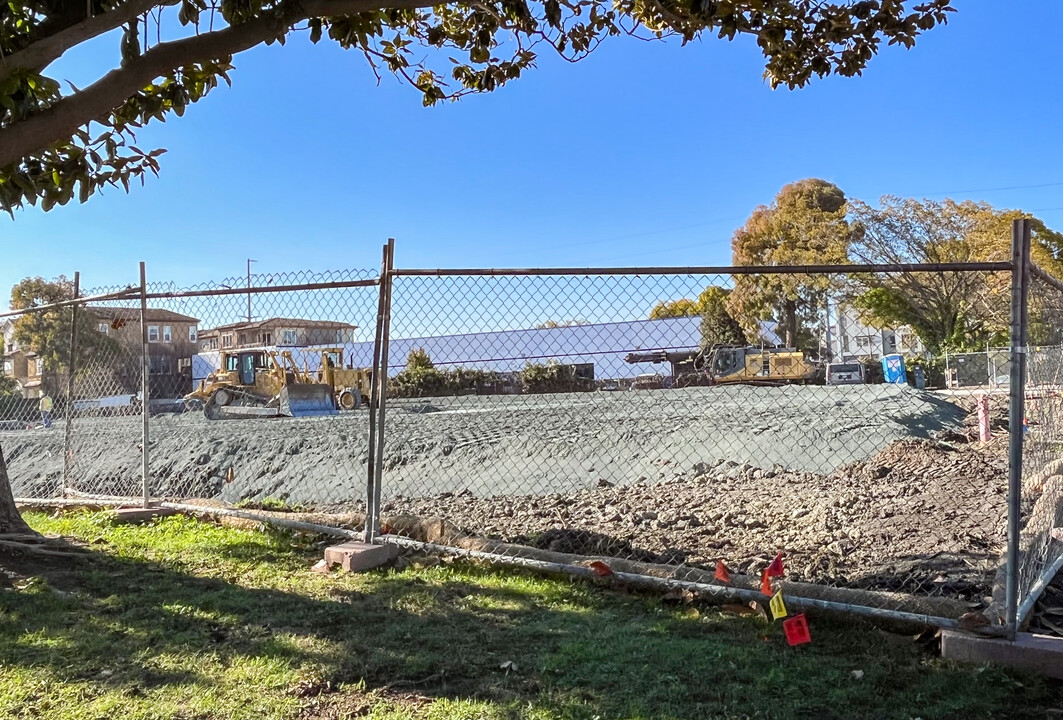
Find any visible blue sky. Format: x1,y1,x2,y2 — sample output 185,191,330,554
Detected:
2,1,1062,297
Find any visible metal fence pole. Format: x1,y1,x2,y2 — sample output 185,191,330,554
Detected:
139,262,151,509
1006,218,1032,639
369,239,395,542
365,241,391,542
61,271,79,498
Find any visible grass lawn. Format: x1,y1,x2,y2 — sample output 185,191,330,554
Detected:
0,511,1060,720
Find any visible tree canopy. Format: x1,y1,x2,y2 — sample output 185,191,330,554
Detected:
10,276,117,379
0,1,954,213
848,197,1063,351
728,178,854,349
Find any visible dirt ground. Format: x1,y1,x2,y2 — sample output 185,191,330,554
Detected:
0,383,1024,602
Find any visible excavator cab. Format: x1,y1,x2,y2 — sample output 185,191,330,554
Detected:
708,346,745,380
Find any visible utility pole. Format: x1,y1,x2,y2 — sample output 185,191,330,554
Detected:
246,258,257,322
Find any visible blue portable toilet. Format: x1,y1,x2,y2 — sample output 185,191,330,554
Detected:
881,354,907,384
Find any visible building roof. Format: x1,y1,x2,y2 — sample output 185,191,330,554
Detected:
200,317,358,335
88,307,199,324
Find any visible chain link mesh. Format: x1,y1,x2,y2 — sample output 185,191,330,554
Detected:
379,270,1011,620
1019,271,1063,623
2,260,1045,627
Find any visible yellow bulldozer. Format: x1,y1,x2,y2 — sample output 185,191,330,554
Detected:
184,347,373,420
184,348,337,420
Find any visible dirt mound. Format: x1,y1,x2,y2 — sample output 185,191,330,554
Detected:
386,435,1007,601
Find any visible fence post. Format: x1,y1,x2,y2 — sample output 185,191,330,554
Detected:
1006,218,1032,639
372,239,395,538
365,240,394,542
61,271,79,498
139,262,151,509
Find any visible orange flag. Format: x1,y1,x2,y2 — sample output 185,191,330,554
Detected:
761,569,773,596
714,560,732,584
767,552,785,578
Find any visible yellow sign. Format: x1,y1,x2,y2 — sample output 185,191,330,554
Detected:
770,590,788,620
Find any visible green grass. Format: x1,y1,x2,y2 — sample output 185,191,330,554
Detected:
233,497,309,513
0,512,1059,720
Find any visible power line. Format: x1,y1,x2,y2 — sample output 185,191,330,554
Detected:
911,181,1063,197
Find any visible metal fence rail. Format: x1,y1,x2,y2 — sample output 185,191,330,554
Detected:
1,231,1059,639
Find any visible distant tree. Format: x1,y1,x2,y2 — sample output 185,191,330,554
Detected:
848,197,1063,352
520,361,592,394
697,287,746,349
649,299,700,319
10,277,117,385
535,319,588,329
405,347,434,371
728,179,854,349
0,375,17,396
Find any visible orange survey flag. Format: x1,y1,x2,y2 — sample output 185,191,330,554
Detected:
714,560,732,584
767,552,785,578
761,569,773,596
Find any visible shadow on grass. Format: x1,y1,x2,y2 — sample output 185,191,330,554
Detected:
0,529,1059,720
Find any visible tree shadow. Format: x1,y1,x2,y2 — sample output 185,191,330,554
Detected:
0,532,1056,720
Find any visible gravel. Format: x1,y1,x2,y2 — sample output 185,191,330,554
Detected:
2,384,964,504
2,382,1012,599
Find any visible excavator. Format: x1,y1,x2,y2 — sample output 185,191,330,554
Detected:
625,345,819,387
699,344,819,386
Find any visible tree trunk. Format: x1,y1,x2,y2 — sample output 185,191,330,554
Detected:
783,298,798,348
0,441,33,535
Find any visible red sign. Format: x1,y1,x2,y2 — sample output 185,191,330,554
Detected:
783,614,812,646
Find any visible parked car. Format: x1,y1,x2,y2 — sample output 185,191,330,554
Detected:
598,379,621,392
826,362,865,386
631,373,664,390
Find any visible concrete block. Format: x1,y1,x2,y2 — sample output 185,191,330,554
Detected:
323,541,398,572
112,506,179,524
941,630,1063,679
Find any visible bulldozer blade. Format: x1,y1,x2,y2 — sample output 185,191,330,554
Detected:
280,384,337,417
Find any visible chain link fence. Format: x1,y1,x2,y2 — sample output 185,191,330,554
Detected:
374,266,1011,626
1017,266,1063,630
2,227,1060,637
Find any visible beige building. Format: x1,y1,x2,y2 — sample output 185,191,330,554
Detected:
197,317,358,352
1,308,200,399
2,319,44,399
90,307,200,396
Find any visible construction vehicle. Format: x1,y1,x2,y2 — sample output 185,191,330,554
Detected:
697,345,819,386
311,347,372,410
627,345,819,387
184,348,337,420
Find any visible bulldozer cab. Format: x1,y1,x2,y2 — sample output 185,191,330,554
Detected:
225,351,269,386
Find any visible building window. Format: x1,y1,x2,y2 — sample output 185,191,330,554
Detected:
221,334,233,349
98,322,109,334
281,329,297,345
259,332,272,345
162,326,172,343
189,326,198,343
148,325,160,343
35,358,43,376
856,336,872,350
3,360,11,376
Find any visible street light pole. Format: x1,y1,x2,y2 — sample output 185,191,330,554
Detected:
246,258,257,322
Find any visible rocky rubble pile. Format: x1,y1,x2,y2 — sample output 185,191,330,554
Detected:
386,435,1009,602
